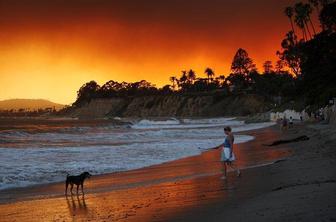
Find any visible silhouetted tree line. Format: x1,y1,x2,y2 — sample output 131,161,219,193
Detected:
73,48,296,107
74,0,335,109
73,80,166,107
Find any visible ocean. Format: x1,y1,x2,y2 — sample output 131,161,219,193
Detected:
0,117,275,190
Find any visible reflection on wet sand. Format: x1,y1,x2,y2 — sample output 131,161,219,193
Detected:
66,194,88,216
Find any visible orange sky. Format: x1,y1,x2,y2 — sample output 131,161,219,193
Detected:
0,0,320,104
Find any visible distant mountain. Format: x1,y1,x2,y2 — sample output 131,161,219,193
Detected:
0,99,65,111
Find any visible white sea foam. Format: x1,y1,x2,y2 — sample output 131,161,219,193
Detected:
182,117,237,124
131,117,243,130
0,117,273,190
135,118,180,126
131,118,274,131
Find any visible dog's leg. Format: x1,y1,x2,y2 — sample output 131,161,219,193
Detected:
76,185,79,195
65,181,69,195
81,183,84,195
70,184,74,195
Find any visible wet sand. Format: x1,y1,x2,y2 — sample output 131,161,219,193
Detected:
0,124,335,221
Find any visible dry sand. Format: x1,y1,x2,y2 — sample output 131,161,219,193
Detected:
0,123,335,222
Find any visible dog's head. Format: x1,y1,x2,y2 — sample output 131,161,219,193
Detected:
82,171,92,179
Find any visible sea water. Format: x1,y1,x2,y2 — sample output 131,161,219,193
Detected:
0,118,274,190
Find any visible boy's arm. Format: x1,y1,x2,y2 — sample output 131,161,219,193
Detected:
214,144,223,149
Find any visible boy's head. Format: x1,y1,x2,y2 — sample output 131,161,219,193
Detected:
224,126,232,135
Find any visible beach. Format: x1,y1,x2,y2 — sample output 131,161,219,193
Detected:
0,121,335,221
172,123,336,222
1,0,335,220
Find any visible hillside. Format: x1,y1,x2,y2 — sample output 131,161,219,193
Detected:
64,94,272,118
0,99,65,111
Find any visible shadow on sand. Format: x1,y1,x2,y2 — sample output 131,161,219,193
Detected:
66,194,88,216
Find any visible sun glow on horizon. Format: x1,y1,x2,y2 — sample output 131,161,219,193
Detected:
0,43,280,104
0,0,300,104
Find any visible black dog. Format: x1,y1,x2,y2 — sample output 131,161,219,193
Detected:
65,172,92,195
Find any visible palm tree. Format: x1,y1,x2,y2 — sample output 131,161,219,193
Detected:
284,7,296,37
294,3,309,41
278,31,301,77
303,5,313,39
304,3,316,35
179,70,188,86
187,69,196,84
263,61,273,74
295,2,316,39
204,67,215,83
309,0,320,13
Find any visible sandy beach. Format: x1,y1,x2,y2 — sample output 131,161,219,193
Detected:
0,123,335,222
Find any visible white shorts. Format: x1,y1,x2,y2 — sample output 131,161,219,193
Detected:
221,147,235,162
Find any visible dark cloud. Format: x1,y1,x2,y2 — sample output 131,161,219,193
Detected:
0,0,298,50
0,0,294,27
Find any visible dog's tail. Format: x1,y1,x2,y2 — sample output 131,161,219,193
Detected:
66,172,70,178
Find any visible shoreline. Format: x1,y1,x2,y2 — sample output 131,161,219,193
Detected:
1,123,335,221
0,118,270,193
0,126,285,204
0,127,288,221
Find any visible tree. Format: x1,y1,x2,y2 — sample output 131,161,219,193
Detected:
225,73,249,92
190,78,206,92
216,75,226,87
294,2,313,40
73,81,100,107
304,3,316,35
319,1,336,31
298,29,336,105
231,48,256,76
179,71,187,85
275,60,286,73
99,80,120,97
250,71,296,98
187,69,196,84
133,80,154,89
160,85,173,94
277,31,301,77
263,61,274,73
285,7,297,38
178,70,188,91
169,76,177,90
309,0,320,13
204,67,215,83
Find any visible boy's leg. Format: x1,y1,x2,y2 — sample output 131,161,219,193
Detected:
228,162,241,177
221,162,227,179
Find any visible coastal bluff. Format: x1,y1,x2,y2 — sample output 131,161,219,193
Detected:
66,94,271,118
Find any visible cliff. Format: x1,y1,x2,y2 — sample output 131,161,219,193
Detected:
66,94,272,118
